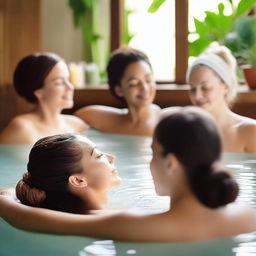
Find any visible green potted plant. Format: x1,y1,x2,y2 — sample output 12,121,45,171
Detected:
148,0,256,88
224,15,256,89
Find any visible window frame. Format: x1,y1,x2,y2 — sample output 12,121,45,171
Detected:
110,0,188,84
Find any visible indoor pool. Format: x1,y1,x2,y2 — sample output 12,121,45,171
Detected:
0,130,255,256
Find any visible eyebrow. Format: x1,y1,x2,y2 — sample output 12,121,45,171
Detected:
49,77,69,83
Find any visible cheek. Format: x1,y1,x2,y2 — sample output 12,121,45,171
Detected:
87,166,113,189
42,88,62,99
189,91,195,101
207,87,223,101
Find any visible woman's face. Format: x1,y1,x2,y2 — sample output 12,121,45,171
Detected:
150,136,171,196
35,61,74,109
115,61,156,107
188,66,228,113
79,137,121,193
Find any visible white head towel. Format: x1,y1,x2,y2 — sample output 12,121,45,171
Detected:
186,53,233,88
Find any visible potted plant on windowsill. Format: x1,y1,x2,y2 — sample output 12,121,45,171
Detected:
224,15,256,89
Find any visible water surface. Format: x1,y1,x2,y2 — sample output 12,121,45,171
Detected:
0,130,255,256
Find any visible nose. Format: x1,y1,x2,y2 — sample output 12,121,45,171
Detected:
65,80,74,90
140,81,150,93
105,153,115,164
192,88,203,101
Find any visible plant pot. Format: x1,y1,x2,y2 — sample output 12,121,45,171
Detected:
242,66,256,89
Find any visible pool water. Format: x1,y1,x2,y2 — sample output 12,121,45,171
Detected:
0,130,255,256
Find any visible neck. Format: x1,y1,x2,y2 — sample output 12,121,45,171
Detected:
126,104,156,124
33,104,63,126
80,189,109,212
208,103,234,127
170,190,208,214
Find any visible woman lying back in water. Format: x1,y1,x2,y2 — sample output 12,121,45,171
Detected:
0,107,255,242
4,134,121,214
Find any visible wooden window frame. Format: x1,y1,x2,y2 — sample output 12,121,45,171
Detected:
110,0,188,84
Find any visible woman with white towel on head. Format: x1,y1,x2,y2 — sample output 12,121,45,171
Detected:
186,44,256,153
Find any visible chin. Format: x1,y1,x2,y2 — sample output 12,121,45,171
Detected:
155,187,168,196
64,101,74,109
112,177,122,187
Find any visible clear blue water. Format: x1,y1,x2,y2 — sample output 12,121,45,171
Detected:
0,129,255,256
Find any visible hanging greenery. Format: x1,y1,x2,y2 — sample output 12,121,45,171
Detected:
68,0,103,79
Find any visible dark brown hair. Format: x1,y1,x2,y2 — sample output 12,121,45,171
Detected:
16,134,86,214
154,107,239,208
13,53,63,103
107,47,152,101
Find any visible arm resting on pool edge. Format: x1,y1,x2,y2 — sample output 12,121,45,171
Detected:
0,196,175,242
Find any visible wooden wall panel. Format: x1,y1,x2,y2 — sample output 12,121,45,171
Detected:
0,0,41,129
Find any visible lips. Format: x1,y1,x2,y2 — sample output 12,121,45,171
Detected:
196,101,208,107
137,94,151,100
62,94,73,101
112,168,118,175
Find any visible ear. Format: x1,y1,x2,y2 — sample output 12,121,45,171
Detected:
69,175,88,188
34,88,43,100
165,153,179,176
114,85,124,97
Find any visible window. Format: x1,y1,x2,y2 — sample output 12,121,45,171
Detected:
125,0,175,82
110,0,188,84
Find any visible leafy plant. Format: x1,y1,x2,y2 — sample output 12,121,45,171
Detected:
148,0,167,13
123,8,136,45
189,0,256,57
224,15,256,66
147,0,256,67
68,0,105,79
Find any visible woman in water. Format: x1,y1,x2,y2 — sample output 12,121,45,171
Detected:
186,45,256,152
0,53,88,144
75,47,161,136
9,134,121,214
1,107,255,241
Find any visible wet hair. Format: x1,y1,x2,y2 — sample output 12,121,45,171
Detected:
13,53,63,103
16,134,87,214
107,47,152,101
154,107,239,208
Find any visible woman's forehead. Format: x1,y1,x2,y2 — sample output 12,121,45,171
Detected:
75,135,96,148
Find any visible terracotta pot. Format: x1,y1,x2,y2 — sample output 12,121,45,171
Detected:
242,66,256,89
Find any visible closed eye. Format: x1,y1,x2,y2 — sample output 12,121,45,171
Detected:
96,153,103,159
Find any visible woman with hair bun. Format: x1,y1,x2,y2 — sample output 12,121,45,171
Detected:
186,44,256,152
75,47,160,136
0,107,255,241
15,133,121,214
0,53,88,144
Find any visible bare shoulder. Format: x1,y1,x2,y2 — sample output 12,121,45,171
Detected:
63,114,89,133
151,104,161,111
74,105,124,130
236,115,256,152
226,203,256,233
0,115,36,144
160,106,182,119
75,105,123,117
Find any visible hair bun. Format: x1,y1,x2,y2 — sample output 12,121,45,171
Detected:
204,170,239,208
16,179,46,207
